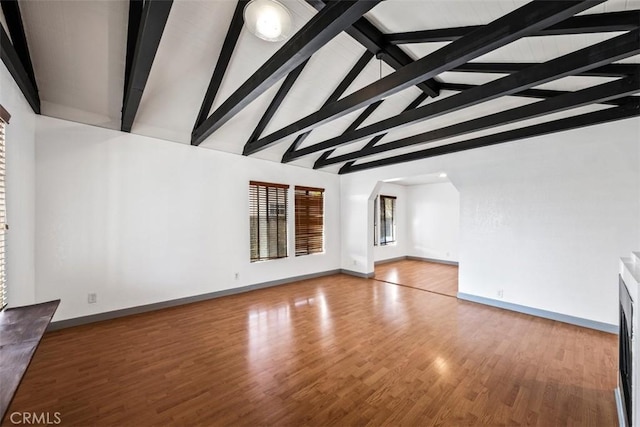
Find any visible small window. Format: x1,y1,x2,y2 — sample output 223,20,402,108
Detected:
295,186,324,256
249,181,289,262
0,105,9,309
379,195,396,245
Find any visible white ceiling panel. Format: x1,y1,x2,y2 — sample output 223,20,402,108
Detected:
20,0,127,130
578,0,636,15
365,0,527,33
132,0,239,143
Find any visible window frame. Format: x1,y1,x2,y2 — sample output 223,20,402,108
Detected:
379,195,397,246
294,186,325,256
249,181,289,262
0,104,10,310
373,195,378,246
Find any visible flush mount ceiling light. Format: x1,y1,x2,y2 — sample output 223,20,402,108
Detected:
244,0,293,42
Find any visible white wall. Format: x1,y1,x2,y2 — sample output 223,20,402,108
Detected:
0,64,37,307
35,116,341,321
373,183,408,262
407,182,460,263
340,118,640,326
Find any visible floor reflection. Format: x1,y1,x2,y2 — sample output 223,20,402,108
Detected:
247,303,292,369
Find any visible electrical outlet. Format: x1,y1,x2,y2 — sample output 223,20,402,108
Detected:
234,272,239,280
352,259,357,266
88,293,97,304
497,289,504,299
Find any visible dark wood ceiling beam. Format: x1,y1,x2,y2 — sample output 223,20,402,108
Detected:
311,93,428,167
305,0,439,98
386,10,640,44
340,101,640,174
121,0,173,132
347,19,440,98
244,58,310,148
277,51,373,159
191,0,382,146
194,0,248,132
317,84,636,168
452,62,639,77
1,0,37,92
245,0,606,156
124,0,143,103
439,82,636,106
287,28,639,161
0,25,39,113
309,98,385,166
316,76,639,168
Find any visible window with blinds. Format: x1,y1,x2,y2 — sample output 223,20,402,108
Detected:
379,195,396,245
0,105,9,310
295,186,324,256
249,181,289,262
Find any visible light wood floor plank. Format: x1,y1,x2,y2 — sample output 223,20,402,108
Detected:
374,259,459,296
5,272,616,426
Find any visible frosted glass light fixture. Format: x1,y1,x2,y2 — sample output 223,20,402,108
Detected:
244,0,293,42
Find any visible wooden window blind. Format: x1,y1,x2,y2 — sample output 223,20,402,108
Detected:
0,105,9,310
295,186,324,256
249,181,289,262
379,195,396,245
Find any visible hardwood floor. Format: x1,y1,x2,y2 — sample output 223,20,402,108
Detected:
375,259,459,297
5,274,617,426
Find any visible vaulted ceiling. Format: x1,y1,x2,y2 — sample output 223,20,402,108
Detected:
1,0,638,174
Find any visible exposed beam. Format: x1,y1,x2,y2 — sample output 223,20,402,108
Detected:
340,101,640,174
287,29,640,161
439,82,636,106
245,0,605,156
305,0,439,98
278,51,373,159
310,98,385,166
124,0,143,102
121,0,173,132
1,0,37,91
386,10,640,44
452,62,639,77
312,93,428,167
244,58,310,148
194,0,248,131
0,25,39,113
191,0,382,146
347,19,440,98
317,84,636,168
316,76,639,168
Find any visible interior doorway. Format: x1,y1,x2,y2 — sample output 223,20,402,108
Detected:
370,172,461,296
